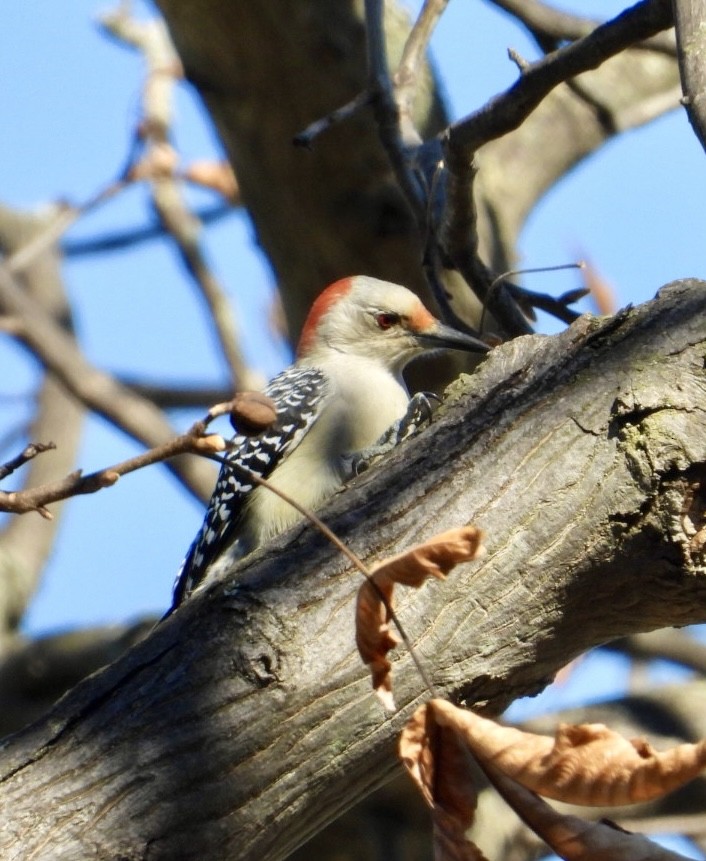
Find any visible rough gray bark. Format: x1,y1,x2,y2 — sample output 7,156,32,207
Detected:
0,280,704,860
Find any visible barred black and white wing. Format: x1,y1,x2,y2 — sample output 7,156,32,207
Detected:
171,366,329,609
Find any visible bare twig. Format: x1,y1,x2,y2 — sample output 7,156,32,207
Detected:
364,0,426,218
446,0,673,154
0,393,279,518
0,433,217,518
480,263,588,331
490,0,600,44
0,264,215,502
293,0,438,213
0,400,237,517
440,0,673,335
4,180,129,278
101,6,259,391
62,203,233,258
293,91,373,148
362,0,528,339
440,152,533,336
0,443,57,483
394,0,450,144
488,0,676,56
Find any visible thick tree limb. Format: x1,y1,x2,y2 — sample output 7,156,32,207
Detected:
0,620,155,738
0,281,704,860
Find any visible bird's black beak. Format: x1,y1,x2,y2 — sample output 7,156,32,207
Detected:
416,321,490,354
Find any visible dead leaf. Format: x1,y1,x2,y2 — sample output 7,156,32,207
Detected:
355,527,485,710
485,760,691,860
400,700,696,860
429,699,706,806
579,256,618,315
400,703,488,861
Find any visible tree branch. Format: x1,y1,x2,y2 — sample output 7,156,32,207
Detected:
446,0,674,153
0,394,272,516
0,263,216,503
62,203,233,258
606,629,706,675
488,0,676,55
0,206,86,633
0,281,704,859
101,6,260,391
672,0,706,153
440,0,674,323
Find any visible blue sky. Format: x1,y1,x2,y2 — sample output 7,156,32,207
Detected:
1,1,705,733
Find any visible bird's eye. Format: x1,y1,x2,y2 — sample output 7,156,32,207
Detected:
375,312,401,330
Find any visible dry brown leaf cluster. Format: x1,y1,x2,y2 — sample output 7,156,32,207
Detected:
352,529,706,860
399,700,704,860
355,526,485,710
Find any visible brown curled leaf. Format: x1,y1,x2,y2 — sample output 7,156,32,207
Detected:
355,526,485,710
579,256,619,316
429,699,706,806
400,703,488,861
485,760,691,860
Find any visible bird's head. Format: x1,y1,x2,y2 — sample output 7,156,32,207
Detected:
296,275,489,372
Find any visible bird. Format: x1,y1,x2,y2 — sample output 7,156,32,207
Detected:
171,275,489,609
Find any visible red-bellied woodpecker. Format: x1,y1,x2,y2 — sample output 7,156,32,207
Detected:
171,275,489,608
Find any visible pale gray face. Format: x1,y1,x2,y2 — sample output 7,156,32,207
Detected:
311,278,488,371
